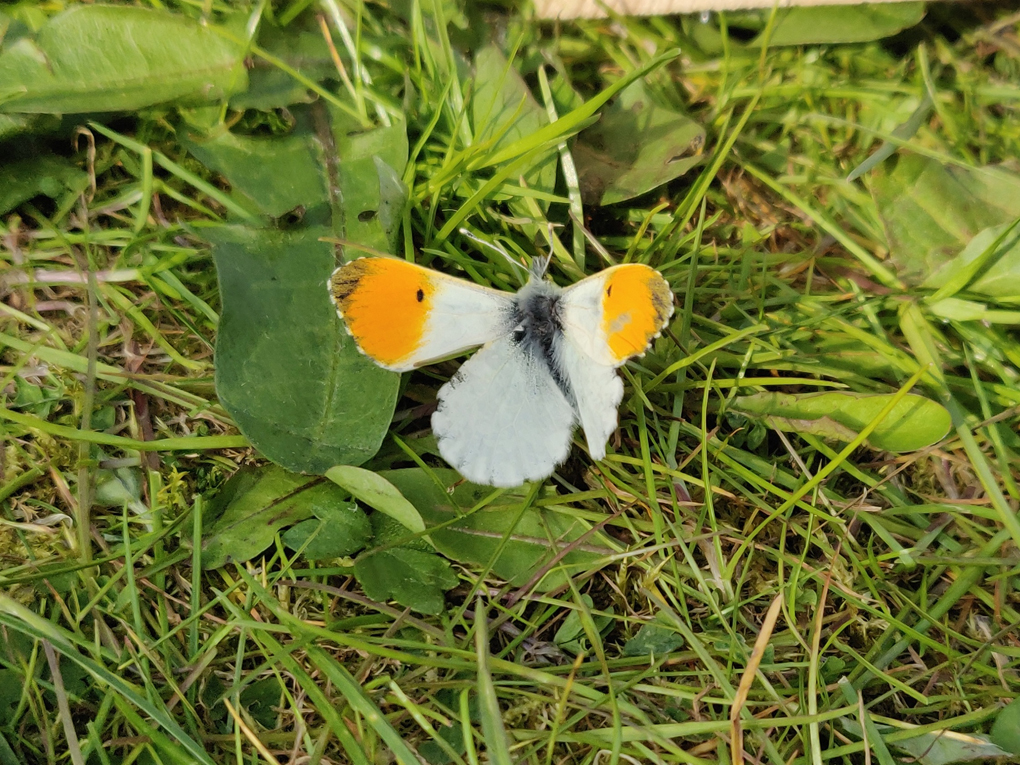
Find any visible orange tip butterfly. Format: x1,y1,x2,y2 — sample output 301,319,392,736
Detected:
329,257,674,487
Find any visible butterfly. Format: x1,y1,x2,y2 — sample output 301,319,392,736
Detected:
329,257,674,487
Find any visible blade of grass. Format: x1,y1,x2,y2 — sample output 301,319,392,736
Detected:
0,596,216,765
0,408,247,451
474,596,514,765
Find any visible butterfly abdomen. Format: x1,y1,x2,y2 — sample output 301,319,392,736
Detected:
513,280,577,407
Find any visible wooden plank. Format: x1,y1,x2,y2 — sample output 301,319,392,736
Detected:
535,0,923,20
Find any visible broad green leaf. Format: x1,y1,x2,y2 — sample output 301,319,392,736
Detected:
330,108,409,253
0,669,22,724
572,81,704,205
383,469,612,589
418,690,477,765
184,107,408,225
90,446,148,520
553,594,595,646
0,632,32,668
230,26,333,111
326,466,425,535
927,297,1020,324
208,225,399,474
622,619,685,657
821,657,848,681
199,109,408,473
892,730,1011,765
729,391,952,452
0,5,246,113
548,71,585,119
0,732,16,765
181,117,327,218
28,563,75,596
0,155,88,216
10,376,56,418
364,510,431,552
785,330,901,380
750,4,925,46
200,675,229,724
922,222,1020,301
472,44,556,199
353,547,458,615
841,718,1012,765
201,464,261,529
419,723,466,765
553,594,614,656
282,500,370,560
93,465,147,518
872,155,1020,285
0,112,59,140
201,464,353,569
991,697,1020,755
341,508,439,616
846,94,933,183
239,677,283,729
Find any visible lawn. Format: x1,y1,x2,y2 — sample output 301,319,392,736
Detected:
1,1,1018,764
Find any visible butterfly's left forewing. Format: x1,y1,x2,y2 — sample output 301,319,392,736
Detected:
557,264,674,460
559,264,674,368
330,257,514,372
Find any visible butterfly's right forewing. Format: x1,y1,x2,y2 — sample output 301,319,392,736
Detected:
556,263,674,461
559,264,674,368
329,257,514,372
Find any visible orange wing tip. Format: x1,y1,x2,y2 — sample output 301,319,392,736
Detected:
328,257,437,371
602,265,675,363
328,258,378,313
326,264,384,369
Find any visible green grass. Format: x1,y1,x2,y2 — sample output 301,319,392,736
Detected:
2,2,1019,764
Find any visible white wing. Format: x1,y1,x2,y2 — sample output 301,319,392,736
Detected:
432,336,576,487
556,339,623,460
418,275,514,366
330,258,514,372
559,263,674,368
556,263,673,460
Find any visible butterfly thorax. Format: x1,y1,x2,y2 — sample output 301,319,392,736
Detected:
512,280,562,339
511,279,573,401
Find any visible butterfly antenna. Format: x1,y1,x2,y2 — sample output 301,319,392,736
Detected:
527,222,557,279
568,210,614,267
457,228,530,281
531,252,552,279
